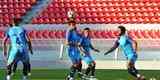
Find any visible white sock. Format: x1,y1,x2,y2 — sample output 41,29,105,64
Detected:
28,73,31,76
23,76,28,80
137,74,141,78
6,75,11,80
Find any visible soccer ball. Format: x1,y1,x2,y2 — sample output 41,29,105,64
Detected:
67,9,76,19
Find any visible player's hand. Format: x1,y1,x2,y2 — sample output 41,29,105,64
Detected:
30,50,34,55
104,52,109,55
59,57,63,60
94,49,100,53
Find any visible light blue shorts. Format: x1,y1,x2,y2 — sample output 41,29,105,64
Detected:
7,48,29,65
127,54,137,64
82,55,95,64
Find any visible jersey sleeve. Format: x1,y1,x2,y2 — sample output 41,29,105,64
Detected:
66,29,71,41
114,38,120,47
79,36,84,45
127,36,134,42
5,29,9,38
23,28,29,41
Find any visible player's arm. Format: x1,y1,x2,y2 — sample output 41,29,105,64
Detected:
104,40,119,55
26,31,33,55
78,36,86,55
65,29,70,46
78,46,86,55
133,40,138,52
3,34,9,58
129,37,138,52
90,42,100,53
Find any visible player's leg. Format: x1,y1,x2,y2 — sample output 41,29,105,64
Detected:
66,63,77,80
77,60,82,72
127,61,139,78
20,50,30,80
85,63,91,76
27,62,31,76
6,64,13,80
12,60,18,76
85,61,96,80
84,56,95,76
127,56,145,80
20,61,28,80
6,50,18,80
66,55,77,80
90,61,96,77
25,54,31,76
76,54,83,78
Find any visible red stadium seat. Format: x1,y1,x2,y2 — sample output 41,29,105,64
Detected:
31,0,160,23
35,30,43,39
28,30,36,39
0,0,37,26
0,31,5,39
42,30,50,39
48,31,56,39
93,30,103,38
55,30,65,39
101,30,110,39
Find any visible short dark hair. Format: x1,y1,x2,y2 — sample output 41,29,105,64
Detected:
67,20,76,24
84,27,90,31
118,25,126,35
13,18,21,26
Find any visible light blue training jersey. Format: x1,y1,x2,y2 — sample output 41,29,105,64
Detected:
118,35,137,59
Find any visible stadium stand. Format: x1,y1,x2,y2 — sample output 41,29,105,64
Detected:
32,0,160,24
0,0,36,27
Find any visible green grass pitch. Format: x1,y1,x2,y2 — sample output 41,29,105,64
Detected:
0,69,160,80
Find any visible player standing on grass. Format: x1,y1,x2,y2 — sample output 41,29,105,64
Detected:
80,28,100,80
3,18,33,80
65,20,83,80
104,26,145,80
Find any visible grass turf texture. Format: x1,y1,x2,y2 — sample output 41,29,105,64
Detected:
0,69,160,80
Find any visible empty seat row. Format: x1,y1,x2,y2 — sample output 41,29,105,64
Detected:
54,0,160,3
0,4,32,9
46,7,160,12
51,2,160,7
32,17,160,24
0,0,37,26
0,0,36,4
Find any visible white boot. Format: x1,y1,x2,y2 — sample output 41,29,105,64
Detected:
89,76,98,80
28,72,31,76
69,77,74,80
6,75,11,80
22,76,28,80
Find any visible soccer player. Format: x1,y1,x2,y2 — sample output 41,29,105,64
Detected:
80,28,100,79
104,26,145,80
3,18,33,80
65,20,82,80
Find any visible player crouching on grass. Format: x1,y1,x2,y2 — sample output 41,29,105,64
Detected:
104,26,145,80
80,28,100,80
